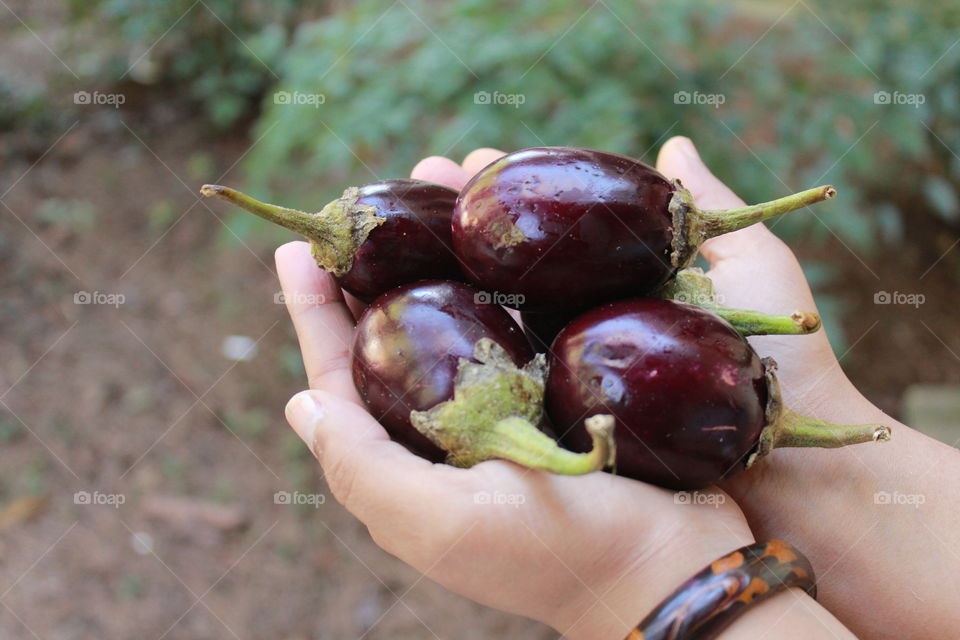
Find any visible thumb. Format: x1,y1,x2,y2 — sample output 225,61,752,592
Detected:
656,136,744,210
657,138,843,410
284,390,437,522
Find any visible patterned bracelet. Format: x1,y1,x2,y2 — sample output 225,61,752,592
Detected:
626,540,816,640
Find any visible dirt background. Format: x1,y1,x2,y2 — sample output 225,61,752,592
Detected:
2,9,960,640
0,96,564,638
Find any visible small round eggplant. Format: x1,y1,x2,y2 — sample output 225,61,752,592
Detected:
453,147,835,311
201,179,462,302
351,280,532,460
546,298,889,489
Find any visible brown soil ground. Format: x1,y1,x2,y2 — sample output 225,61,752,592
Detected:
0,110,552,639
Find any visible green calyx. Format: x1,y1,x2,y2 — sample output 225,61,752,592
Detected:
669,180,836,270
746,357,891,468
200,184,383,276
658,268,822,336
410,338,616,474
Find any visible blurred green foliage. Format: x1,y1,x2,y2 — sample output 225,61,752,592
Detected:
0,417,25,444
234,0,959,253
7,0,958,255
0,79,49,131
224,407,271,440
36,199,99,235
65,0,301,128
116,574,146,600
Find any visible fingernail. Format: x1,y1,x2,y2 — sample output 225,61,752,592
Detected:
285,391,325,456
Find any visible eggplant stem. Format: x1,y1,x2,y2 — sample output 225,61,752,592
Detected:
765,408,890,450
410,339,614,475
460,414,615,474
658,268,822,336
709,306,821,336
747,356,891,468
697,185,837,238
200,184,319,235
669,183,837,269
200,183,383,276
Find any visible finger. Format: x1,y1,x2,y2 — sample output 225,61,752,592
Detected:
275,241,360,402
411,156,471,190
657,138,835,392
656,137,813,309
656,136,743,210
656,136,787,267
285,390,464,538
462,148,506,176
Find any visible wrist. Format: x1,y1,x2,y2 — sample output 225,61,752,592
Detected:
550,515,755,640
716,588,854,639
571,538,853,640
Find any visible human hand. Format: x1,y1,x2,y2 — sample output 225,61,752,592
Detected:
655,136,960,639
274,149,847,638
275,258,756,639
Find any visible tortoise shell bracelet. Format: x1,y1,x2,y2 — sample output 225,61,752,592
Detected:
626,540,816,640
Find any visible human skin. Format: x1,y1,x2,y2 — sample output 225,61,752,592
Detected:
652,138,960,639
274,142,874,638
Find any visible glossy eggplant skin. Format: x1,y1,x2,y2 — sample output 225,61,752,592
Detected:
352,280,534,461
545,299,768,489
339,180,462,302
452,147,675,312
